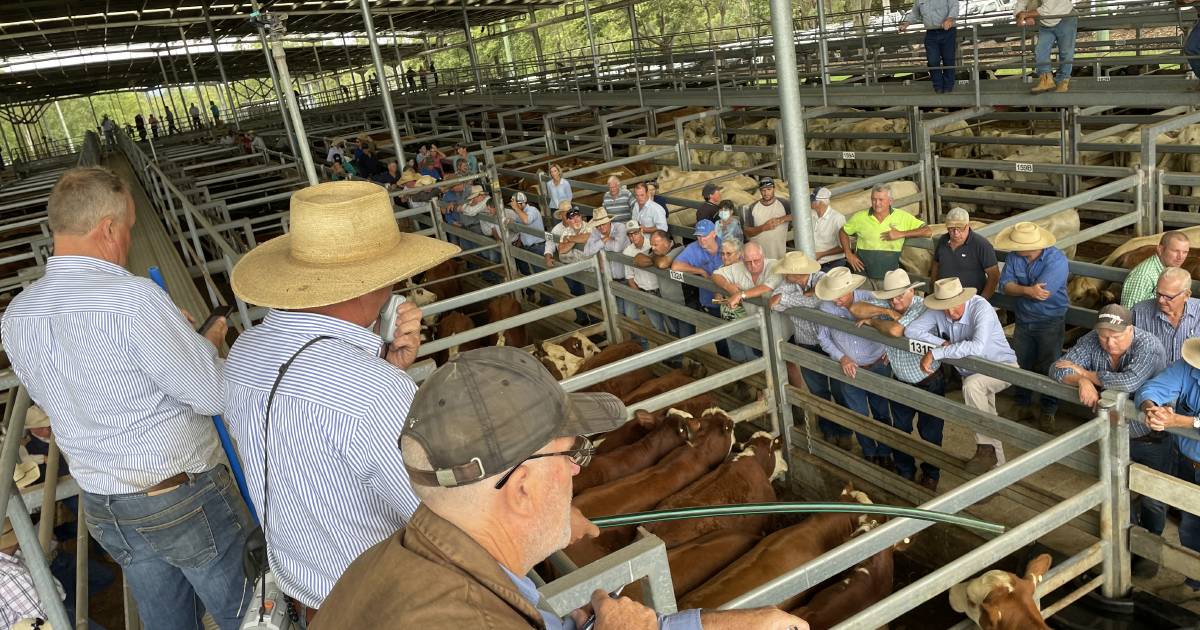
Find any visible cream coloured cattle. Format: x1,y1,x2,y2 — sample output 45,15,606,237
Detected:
1067,226,1200,308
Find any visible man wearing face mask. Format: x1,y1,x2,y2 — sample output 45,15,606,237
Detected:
222,181,460,621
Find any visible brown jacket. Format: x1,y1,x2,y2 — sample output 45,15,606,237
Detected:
311,505,546,629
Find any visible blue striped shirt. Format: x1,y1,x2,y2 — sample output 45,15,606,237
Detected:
817,290,888,366
1130,297,1200,365
0,256,224,495
223,310,421,608
867,295,940,385
1051,328,1166,438
772,272,825,346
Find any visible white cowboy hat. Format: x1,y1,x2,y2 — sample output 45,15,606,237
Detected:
416,175,437,187
588,208,614,227
467,185,487,199
24,406,49,430
993,221,1056,251
923,277,978,310
770,251,820,276
871,269,925,300
232,181,460,309
814,267,867,301
554,200,578,220
1183,338,1200,370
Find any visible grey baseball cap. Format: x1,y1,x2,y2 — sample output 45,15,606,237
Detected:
403,346,626,488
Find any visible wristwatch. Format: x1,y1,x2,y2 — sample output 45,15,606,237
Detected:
1193,416,1200,430
739,291,747,301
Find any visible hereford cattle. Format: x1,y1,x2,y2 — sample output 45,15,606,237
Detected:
1067,226,1200,308
421,258,465,301
626,530,762,604
620,368,694,405
596,392,720,455
434,310,480,365
485,294,527,347
644,432,786,547
561,333,601,360
949,554,1053,630
538,342,586,380
573,409,701,494
577,340,644,374
677,484,876,611
566,410,737,566
789,527,904,630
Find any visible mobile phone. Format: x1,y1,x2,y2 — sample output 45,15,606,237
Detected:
378,294,407,343
198,305,234,335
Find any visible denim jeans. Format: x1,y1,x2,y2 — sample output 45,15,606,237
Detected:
727,338,759,363
1186,21,1200,79
924,27,957,92
1179,459,1200,589
1035,17,1077,82
833,361,894,458
1013,317,1064,415
565,276,592,325
1130,435,1175,536
889,370,946,481
798,343,851,441
82,465,253,630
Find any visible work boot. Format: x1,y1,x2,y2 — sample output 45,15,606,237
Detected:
1055,79,1070,93
918,474,939,492
1030,73,1056,93
1038,413,1057,434
1015,407,1036,425
835,434,855,451
964,444,998,475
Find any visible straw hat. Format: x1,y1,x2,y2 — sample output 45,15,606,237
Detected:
13,450,39,489
11,620,50,630
588,207,614,227
467,185,486,199
24,405,49,430
871,269,925,300
554,200,576,220
770,251,820,276
814,267,866,301
923,277,978,310
416,175,437,187
994,221,1056,251
232,181,460,309
1183,337,1200,370
399,169,420,184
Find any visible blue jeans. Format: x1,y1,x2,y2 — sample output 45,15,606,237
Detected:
1013,317,1064,416
924,28,957,92
727,337,762,363
565,276,593,325
1130,435,1175,537
798,343,851,441
833,361,893,458
1186,21,1200,79
889,370,946,481
1035,17,1077,82
1180,458,1200,589
82,466,253,630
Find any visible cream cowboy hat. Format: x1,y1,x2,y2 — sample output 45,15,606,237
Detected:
588,208,614,227
232,181,460,309
814,267,866,301
467,185,487,199
771,251,820,276
1183,338,1200,370
399,169,420,184
872,269,925,300
923,277,977,310
416,175,437,187
994,221,1056,251
24,405,50,430
553,200,577,220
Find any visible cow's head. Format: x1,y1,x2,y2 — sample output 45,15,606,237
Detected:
733,431,788,481
949,554,1052,630
696,409,736,454
561,333,600,360
539,342,585,380
664,408,700,445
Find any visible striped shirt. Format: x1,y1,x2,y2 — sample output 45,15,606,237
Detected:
602,188,636,222
1131,297,1200,364
223,310,421,608
817,291,888,366
1051,328,1166,438
0,256,224,495
772,272,825,346
867,295,941,385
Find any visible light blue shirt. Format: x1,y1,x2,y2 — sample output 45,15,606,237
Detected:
904,0,959,29
868,295,940,385
547,178,573,210
905,295,1017,375
817,290,888,366
635,199,668,232
500,566,703,630
998,246,1070,323
1136,359,1200,462
1130,297,1200,365
1,256,224,495
224,310,421,608
583,222,630,279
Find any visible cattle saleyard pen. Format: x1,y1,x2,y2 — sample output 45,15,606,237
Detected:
4,0,1200,626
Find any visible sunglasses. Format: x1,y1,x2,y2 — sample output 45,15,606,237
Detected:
493,435,595,490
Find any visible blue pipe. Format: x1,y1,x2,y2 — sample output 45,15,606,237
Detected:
146,266,259,523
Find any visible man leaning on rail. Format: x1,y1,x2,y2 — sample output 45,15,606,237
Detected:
0,167,251,630
314,346,807,630
222,180,459,623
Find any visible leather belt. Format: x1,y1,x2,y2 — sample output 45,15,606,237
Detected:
143,472,190,497
286,596,318,625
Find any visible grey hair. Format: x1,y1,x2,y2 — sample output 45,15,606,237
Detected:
1159,266,1193,290
721,237,744,253
606,174,621,186
400,434,497,512
945,207,970,224
48,167,130,236
870,183,893,197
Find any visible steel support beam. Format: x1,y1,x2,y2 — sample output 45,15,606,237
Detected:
768,0,816,258
203,4,241,130
461,0,484,92
361,0,407,168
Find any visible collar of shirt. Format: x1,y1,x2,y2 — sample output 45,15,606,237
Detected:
44,255,131,279
259,309,383,356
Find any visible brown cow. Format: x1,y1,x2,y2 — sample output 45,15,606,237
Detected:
621,369,694,405
420,259,464,301
566,411,737,566
595,394,721,455
644,432,786,547
573,410,701,494
486,294,527,348
434,311,481,365
627,530,762,604
949,554,1053,630
561,333,601,360
789,531,905,630
678,484,876,611
578,340,644,373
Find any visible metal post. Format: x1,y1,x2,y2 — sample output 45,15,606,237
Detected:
769,0,817,258
361,0,407,167
203,4,241,130
529,8,548,75
271,42,320,185
165,53,189,130
250,1,299,158
178,28,207,130
74,500,88,630
816,0,830,107
0,387,32,529
461,0,485,92
582,0,602,90
387,13,405,84
54,102,74,152
1097,392,1131,598
594,253,624,345
8,495,72,630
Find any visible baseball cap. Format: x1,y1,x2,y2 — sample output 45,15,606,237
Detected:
403,346,626,488
812,187,832,202
758,175,775,189
694,219,717,237
625,219,640,232
510,191,527,205
1095,304,1131,332
565,208,582,219
702,183,719,200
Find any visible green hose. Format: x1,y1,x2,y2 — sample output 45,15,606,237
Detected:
590,502,1005,535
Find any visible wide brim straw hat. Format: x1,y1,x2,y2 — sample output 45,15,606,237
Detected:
232,181,460,309
770,251,820,276
416,175,437,186
589,208,613,227
554,200,576,220
1183,338,1200,370
923,277,978,310
399,169,420,184
994,221,1056,251
872,269,925,300
24,405,49,430
814,267,866,301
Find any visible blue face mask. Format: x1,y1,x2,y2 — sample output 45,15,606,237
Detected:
718,209,733,221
